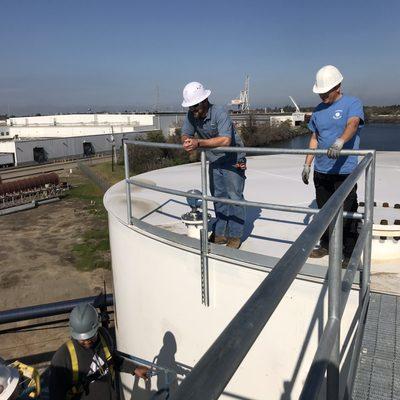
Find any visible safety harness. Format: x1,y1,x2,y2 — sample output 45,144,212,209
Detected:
66,332,115,399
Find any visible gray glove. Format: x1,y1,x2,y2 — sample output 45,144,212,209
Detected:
327,138,344,159
302,164,311,185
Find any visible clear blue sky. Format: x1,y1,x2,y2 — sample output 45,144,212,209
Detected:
1,0,399,115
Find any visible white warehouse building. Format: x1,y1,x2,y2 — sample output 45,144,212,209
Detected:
3,113,155,139
0,114,158,167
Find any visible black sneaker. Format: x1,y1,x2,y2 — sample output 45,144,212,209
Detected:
309,247,329,258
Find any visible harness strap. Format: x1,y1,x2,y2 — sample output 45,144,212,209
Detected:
66,340,81,397
99,332,115,379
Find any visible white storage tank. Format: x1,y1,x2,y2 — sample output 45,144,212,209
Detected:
104,154,386,399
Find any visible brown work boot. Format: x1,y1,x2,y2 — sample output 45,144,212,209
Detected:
226,237,241,249
209,233,227,245
309,246,329,258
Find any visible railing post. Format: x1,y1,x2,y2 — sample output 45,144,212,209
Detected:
361,154,375,302
327,205,343,400
200,150,210,306
123,140,132,224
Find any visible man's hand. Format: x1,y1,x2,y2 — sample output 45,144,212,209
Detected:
327,138,344,159
182,138,199,152
134,365,150,380
302,164,311,185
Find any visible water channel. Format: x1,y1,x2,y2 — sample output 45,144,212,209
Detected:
269,123,400,151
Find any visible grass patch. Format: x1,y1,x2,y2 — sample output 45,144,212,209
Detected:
67,173,111,270
72,228,111,271
90,162,125,186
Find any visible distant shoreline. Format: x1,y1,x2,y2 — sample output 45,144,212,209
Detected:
366,116,400,124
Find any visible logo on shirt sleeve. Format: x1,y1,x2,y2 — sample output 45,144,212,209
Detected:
333,110,343,120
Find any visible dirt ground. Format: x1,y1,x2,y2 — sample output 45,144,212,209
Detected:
0,188,114,363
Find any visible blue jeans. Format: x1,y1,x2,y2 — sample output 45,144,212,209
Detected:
209,163,246,239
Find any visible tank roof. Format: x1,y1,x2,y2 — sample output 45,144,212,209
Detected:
104,152,400,289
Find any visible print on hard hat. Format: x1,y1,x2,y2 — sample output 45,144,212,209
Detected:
333,110,343,120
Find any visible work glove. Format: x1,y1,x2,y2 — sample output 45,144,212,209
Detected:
301,164,311,185
327,138,344,159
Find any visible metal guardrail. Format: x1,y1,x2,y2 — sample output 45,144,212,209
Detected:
123,139,375,400
117,350,175,386
0,294,113,325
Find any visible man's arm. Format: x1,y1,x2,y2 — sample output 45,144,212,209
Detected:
305,132,318,166
182,108,232,152
339,116,360,143
327,117,360,159
182,136,230,151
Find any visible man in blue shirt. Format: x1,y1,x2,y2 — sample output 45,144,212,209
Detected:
301,65,364,265
181,81,246,249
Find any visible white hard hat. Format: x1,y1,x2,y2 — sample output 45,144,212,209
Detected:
182,82,211,107
0,362,19,400
313,65,343,94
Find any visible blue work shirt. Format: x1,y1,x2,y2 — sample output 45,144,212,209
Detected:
308,95,364,174
182,104,245,164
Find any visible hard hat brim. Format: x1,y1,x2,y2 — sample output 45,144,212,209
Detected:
312,78,343,94
71,324,99,341
182,90,211,107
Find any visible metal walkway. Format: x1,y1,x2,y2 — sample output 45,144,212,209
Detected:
353,292,400,400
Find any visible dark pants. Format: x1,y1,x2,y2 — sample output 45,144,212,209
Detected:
314,171,359,257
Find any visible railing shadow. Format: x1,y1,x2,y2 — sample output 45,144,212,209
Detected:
280,281,328,400
127,330,264,400
303,200,318,225
241,206,262,242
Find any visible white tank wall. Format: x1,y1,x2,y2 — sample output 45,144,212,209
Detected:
107,213,360,400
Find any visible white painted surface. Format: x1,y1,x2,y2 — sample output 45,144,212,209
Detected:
107,153,400,266
103,153,394,399
107,213,359,399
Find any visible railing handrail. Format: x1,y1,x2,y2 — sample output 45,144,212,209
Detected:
124,139,372,156
127,177,364,220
